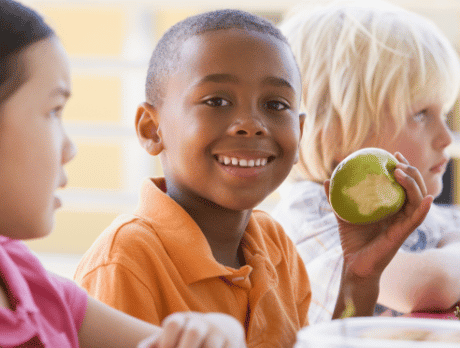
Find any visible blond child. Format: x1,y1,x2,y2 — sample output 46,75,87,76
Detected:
272,0,460,323
74,8,432,347
0,1,246,346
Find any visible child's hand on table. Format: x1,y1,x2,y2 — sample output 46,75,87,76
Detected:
138,312,247,348
329,153,433,318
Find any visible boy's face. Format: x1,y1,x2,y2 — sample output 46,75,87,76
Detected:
378,100,452,198
145,29,304,210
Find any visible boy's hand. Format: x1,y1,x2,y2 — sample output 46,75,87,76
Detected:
329,152,433,318
137,312,247,348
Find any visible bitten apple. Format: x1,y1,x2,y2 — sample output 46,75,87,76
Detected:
329,147,406,224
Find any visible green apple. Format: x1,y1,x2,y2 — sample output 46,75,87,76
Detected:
329,147,406,224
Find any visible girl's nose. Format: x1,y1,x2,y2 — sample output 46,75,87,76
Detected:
63,135,77,164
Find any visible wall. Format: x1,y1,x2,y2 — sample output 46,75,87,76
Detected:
19,0,460,276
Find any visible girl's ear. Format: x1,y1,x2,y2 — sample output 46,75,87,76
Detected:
135,102,163,155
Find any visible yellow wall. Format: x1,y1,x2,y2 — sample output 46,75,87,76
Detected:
23,1,460,257
39,5,126,57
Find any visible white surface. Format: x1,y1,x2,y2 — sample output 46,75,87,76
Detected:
35,253,83,280
296,317,460,348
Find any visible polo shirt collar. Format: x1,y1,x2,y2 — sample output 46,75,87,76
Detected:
134,178,283,285
135,178,233,285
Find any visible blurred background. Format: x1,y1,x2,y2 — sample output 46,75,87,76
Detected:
20,0,460,278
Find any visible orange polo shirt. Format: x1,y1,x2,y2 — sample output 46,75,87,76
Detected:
74,178,311,347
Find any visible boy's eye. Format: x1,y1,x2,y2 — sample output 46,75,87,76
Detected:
265,100,289,111
204,97,230,107
413,110,428,122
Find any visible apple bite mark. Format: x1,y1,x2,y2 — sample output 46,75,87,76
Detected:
329,148,406,224
344,173,402,216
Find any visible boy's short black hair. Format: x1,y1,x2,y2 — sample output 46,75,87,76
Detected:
146,9,289,107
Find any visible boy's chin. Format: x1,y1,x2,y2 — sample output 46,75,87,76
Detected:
211,197,265,212
430,182,444,201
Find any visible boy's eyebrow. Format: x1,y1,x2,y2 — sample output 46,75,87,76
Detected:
262,76,294,90
196,74,240,85
50,87,71,98
194,74,294,90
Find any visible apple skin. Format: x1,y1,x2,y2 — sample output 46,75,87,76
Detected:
329,148,406,224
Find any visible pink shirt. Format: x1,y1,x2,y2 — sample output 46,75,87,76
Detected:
0,236,88,347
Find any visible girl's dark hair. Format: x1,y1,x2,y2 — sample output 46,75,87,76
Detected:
0,0,54,102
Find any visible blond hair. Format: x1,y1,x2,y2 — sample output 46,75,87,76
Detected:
281,0,460,183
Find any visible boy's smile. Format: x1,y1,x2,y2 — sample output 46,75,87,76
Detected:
139,28,304,212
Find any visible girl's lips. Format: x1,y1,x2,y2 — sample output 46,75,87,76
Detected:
53,196,62,209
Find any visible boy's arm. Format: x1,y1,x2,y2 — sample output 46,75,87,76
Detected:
378,240,460,312
78,296,247,348
329,154,433,319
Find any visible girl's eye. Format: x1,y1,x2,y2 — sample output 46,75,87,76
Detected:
49,106,63,118
413,110,428,123
265,100,289,111
204,97,230,107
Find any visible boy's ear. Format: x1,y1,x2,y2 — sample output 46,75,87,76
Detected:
298,113,306,140
135,102,163,156
294,113,306,164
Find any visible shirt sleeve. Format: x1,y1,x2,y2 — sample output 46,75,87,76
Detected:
76,263,160,325
49,274,89,332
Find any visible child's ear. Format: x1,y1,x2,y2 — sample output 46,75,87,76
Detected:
294,113,306,164
299,113,306,140
135,102,163,155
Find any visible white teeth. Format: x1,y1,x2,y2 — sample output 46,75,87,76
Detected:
217,155,270,167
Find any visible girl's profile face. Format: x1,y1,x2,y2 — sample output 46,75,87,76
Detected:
0,36,76,240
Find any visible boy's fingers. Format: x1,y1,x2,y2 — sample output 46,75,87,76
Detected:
137,335,158,348
201,313,246,348
323,180,330,202
157,313,187,348
395,163,427,197
390,195,433,245
176,318,209,348
394,168,424,207
407,195,433,231
395,152,409,165
202,333,227,348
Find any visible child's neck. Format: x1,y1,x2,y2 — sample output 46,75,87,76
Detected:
0,276,13,311
167,188,251,269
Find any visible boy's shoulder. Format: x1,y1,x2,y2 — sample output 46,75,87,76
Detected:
249,209,300,257
75,213,164,275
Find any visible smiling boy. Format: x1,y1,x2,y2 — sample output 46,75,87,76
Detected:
74,9,432,348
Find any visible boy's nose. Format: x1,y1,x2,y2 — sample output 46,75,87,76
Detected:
228,113,268,137
435,120,453,150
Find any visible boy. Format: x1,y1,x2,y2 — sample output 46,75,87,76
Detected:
74,9,432,347
272,0,460,323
